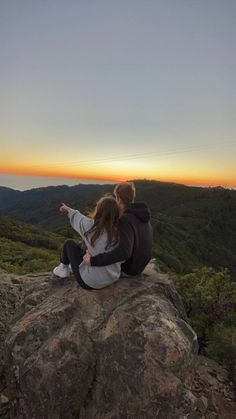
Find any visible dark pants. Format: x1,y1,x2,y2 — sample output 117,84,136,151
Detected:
60,239,94,290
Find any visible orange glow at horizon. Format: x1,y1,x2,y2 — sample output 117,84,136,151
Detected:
1,1,236,195
1,163,236,189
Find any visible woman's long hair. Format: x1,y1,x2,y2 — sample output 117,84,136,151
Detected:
85,195,121,249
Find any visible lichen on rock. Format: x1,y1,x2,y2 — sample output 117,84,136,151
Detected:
0,262,203,418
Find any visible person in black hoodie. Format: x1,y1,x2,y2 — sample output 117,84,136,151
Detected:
83,182,153,275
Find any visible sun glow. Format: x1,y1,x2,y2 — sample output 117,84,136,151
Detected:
1,156,236,189
1,1,236,191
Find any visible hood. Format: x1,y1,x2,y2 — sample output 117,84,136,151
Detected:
125,202,151,223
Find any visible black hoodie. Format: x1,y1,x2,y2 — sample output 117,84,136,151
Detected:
90,202,153,275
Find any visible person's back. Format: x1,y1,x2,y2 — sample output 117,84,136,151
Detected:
87,182,153,275
53,196,123,289
120,202,153,275
70,210,123,288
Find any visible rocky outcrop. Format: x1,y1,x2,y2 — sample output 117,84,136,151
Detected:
0,269,52,418
191,356,236,418
0,269,31,386
0,262,233,418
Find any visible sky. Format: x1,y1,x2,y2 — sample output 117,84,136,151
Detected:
0,0,236,190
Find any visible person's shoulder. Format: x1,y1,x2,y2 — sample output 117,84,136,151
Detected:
120,214,137,233
119,214,133,228
124,202,151,223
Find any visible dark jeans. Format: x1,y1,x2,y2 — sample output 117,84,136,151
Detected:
60,239,94,290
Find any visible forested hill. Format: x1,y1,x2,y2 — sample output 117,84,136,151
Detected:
0,186,22,210
0,180,236,278
0,216,63,274
0,184,113,227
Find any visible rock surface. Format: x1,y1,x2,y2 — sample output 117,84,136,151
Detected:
0,262,235,418
0,269,36,389
191,356,236,418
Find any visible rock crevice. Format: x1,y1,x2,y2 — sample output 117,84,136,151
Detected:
0,262,211,418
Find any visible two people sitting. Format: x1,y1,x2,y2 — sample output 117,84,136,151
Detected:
53,182,153,290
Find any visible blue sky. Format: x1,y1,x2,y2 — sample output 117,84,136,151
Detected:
0,0,235,189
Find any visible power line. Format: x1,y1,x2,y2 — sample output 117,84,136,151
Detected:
20,139,235,169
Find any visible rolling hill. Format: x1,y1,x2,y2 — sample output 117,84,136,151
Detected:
0,180,236,278
0,216,65,274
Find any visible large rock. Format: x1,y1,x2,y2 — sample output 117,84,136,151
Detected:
3,262,199,418
0,269,32,389
191,356,236,419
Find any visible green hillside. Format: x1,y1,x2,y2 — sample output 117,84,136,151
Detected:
1,180,236,279
0,216,65,274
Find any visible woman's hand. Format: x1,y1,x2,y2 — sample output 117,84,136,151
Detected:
83,250,91,266
59,203,71,214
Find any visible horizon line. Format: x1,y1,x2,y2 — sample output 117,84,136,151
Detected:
0,171,236,191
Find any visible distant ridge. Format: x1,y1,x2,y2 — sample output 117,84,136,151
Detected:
0,186,22,211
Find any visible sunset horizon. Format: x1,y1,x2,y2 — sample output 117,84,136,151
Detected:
1,169,236,191
1,1,235,191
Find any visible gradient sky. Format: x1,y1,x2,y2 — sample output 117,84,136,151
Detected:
1,0,236,189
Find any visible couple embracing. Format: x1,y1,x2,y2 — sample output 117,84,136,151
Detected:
53,182,153,290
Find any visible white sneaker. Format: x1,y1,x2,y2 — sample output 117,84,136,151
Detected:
53,263,70,278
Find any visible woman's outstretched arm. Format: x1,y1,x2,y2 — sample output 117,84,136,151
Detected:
59,203,93,238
